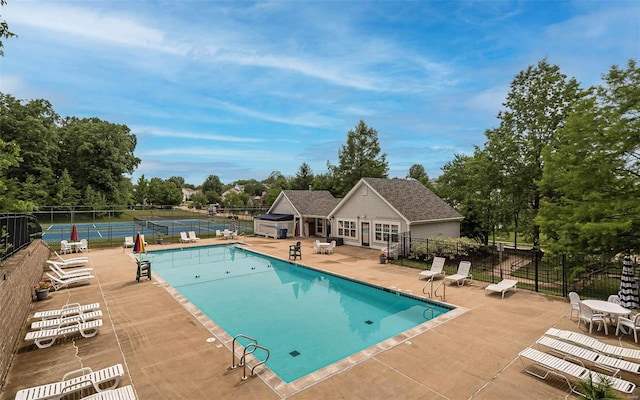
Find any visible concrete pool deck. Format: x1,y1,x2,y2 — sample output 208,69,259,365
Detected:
1,237,639,399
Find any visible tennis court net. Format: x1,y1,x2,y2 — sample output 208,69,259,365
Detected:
133,217,169,235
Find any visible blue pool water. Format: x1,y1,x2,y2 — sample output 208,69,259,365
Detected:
145,244,453,383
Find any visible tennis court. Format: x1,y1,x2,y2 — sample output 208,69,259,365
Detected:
41,219,248,244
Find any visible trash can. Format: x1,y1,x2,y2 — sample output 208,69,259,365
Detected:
280,228,288,239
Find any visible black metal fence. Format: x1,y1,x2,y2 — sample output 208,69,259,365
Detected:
0,213,43,262
395,233,638,301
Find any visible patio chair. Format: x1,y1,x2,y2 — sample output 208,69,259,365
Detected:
418,257,446,280
188,231,200,241
139,234,148,246
80,385,136,400
123,236,135,248
24,319,103,348
568,292,580,320
578,301,608,335
180,231,190,243
78,239,89,252
326,240,336,254
31,310,103,330
518,347,636,395
54,251,89,264
313,240,321,254
14,364,124,400
216,230,223,238
443,261,472,287
616,313,640,343
46,272,94,291
223,229,231,240
484,279,518,299
289,241,302,260
607,294,621,304
60,240,73,254
33,302,101,320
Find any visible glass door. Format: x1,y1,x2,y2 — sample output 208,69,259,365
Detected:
361,222,370,247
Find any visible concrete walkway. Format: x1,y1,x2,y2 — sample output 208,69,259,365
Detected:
2,237,638,399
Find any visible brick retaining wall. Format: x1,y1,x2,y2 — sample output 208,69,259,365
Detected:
0,240,50,388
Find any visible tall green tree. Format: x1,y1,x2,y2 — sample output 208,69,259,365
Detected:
537,60,640,254
1,93,60,205
328,120,388,197
58,117,140,205
435,148,502,245
407,163,432,188
291,162,315,190
0,0,17,56
134,175,148,205
485,59,581,248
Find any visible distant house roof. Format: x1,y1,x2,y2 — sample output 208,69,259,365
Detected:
338,178,463,224
282,190,341,217
271,190,340,218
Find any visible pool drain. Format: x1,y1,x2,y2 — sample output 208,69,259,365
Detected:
289,350,300,357
364,320,374,325
206,337,216,343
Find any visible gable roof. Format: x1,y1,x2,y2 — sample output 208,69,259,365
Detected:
359,178,463,223
276,190,340,217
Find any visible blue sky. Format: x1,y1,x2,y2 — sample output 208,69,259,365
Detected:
1,1,638,186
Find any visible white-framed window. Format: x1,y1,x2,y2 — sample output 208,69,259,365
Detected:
337,220,357,238
375,223,399,242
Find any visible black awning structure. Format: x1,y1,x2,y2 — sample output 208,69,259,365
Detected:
255,213,294,221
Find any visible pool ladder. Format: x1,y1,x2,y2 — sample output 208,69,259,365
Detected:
230,334,271,381
422,277,446,301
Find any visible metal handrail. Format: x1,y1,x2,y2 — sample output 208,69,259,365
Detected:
230,334,257,369
242,343,270,380
434,280,446,301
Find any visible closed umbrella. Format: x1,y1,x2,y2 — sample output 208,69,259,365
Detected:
70,224,79,242
618,254,639,309
133,232,146,254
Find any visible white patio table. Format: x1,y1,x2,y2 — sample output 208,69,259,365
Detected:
582,299,631,328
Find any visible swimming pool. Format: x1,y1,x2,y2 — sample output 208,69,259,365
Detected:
145,244,454,383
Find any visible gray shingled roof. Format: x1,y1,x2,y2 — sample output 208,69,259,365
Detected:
281,190,340,217
362,178,463,223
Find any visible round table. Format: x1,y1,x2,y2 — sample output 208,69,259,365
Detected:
581,300,631,317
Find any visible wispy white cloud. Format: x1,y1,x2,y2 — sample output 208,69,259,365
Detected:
132,126,264,143
6,2,187,54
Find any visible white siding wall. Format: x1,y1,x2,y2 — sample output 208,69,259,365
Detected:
331,183,406,247
410,221,461,239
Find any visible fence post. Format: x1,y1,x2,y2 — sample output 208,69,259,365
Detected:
534,249,540,293
562,254,567,297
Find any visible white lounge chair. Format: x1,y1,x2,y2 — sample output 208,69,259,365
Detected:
47,258,89,269
568,292,581,320
54,251,88,264
33,302,101,320
188,231,200,242
80,385,136,400
545,327,640,361
484,279,518,299
578,302,608,335
46,272,94,291
418,257,446,280
14,364,124,400
31,310,103,330
443,261,472,287
48,263,93,279
616,314,640,343
179,231,190,243
518,347,636,395
24,319,103,348
536,336,640,375
123,236,134,248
